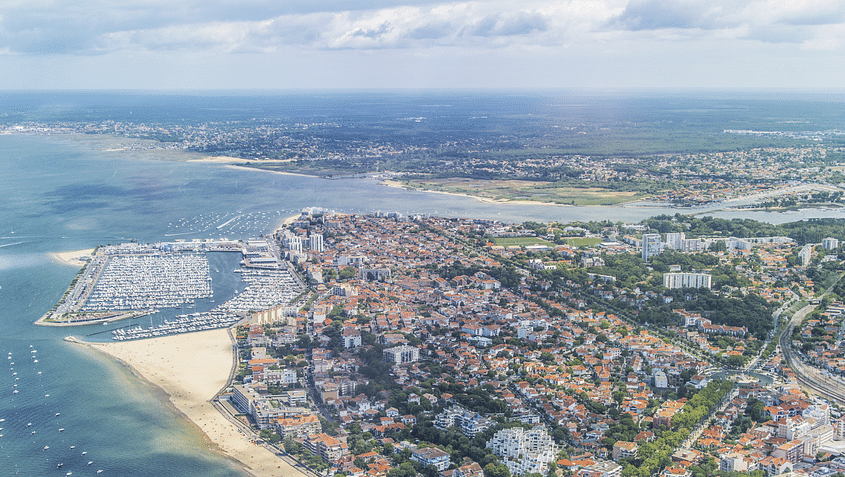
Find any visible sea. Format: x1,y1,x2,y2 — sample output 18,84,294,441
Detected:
0,91,843,476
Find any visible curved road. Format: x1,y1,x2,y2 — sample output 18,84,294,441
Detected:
780,302,845,406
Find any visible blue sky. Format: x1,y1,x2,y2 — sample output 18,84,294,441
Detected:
1,0,844,89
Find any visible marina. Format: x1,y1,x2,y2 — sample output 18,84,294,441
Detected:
82,253,212,312
111,311,244,341
38,233,303,336
218,268,301,313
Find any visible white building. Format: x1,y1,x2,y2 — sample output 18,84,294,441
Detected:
309,234,324,252
342,329,362,349
642,234,662,261
799,244,813,266
285,234,303,252
665,232,686,250
823,237,839,250
435,405,495,438
487,426,558,476
681,238,706,252
663,273,712,289
410,447,450,471
383,345,419,364
653,371,668,389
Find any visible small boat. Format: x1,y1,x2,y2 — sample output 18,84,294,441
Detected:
88,461,93,466
55,412,60,417
43,446,49,450
57,463,63,468
26,423,31,427
81,451,87,455
97,470,103,474
70,445,75,449
58,428,65,432
12,390,17,394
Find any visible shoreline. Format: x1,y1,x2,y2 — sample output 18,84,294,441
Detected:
379,179,577,207
223,163,316,180
77,330,308,477
50,248,96,268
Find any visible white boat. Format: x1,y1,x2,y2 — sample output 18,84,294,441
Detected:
43,446,49,450
58,428,65,432
88,461,93,466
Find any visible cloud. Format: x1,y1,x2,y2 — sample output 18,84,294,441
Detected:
613,0,720,30
468,11,549,37
1,0,844,59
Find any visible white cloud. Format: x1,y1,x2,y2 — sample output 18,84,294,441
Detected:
0,0,843,88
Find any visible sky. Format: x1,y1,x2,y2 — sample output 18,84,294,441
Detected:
1,0,844,90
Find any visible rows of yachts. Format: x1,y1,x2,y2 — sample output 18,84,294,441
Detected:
82,254,212,312
111,311,243,341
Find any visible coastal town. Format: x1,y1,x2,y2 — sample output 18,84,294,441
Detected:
5,120,845,208
54,206,845,477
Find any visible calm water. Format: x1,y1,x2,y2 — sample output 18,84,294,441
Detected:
0,132,842,476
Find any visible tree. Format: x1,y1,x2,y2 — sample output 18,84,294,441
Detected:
484,463,511,477
339,266,357,280
746,398,766,423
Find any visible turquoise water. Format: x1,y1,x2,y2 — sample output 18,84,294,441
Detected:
0,132,842,476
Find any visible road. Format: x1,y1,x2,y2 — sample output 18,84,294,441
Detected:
780,303,845,406
779,273,845,406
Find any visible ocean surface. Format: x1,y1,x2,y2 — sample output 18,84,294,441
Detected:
0,99,843,476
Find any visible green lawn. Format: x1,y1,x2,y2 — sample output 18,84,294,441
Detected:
562,237,603,247
491,237,554,246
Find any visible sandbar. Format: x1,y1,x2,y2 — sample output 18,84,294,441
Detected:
188,156,257,164
87,329,307,477
51,248,96,268
380,179,574,207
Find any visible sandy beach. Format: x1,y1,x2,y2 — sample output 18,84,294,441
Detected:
380,179,573,207
51,248,96,267
188,156,257,164
87,329,307,477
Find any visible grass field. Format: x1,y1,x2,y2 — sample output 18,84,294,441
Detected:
491,237,554,246
561,237,603,247
398,178,653,206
